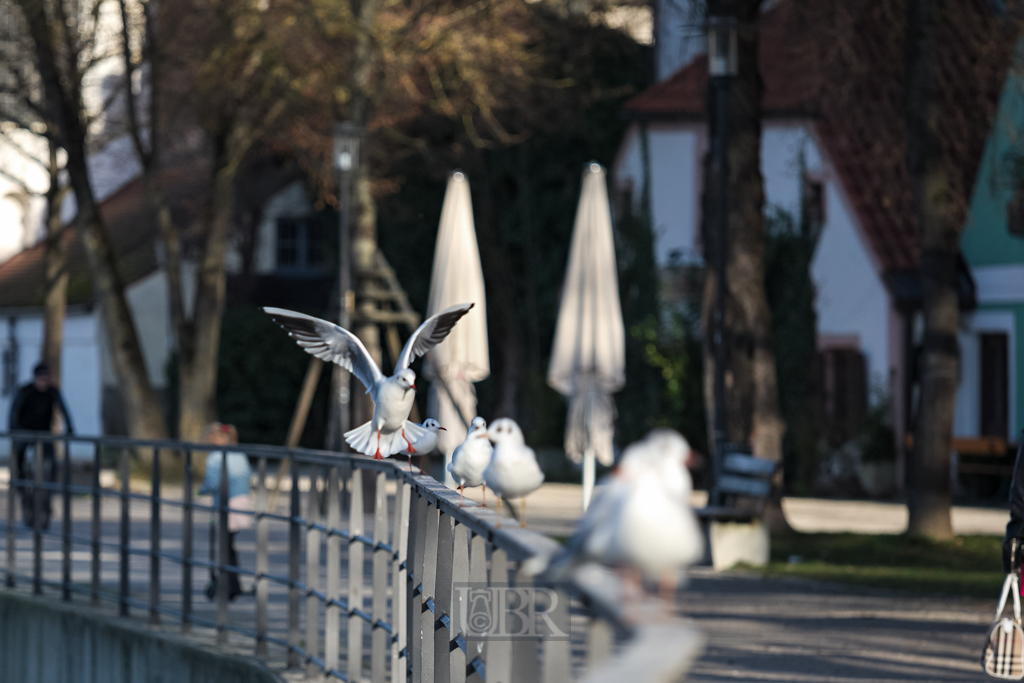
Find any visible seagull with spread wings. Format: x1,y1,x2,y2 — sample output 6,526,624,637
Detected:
263,303,474,459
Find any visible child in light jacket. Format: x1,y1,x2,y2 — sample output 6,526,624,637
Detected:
199,422,253,600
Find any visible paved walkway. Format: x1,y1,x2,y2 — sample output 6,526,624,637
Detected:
680,569,992,682
462,483,1011,537
0,473,1008,681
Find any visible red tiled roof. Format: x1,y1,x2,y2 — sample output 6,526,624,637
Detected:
625,2,822,119
624,0,1016,274
0,164,208,308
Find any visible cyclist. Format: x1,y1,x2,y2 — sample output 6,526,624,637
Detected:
8,363,74,527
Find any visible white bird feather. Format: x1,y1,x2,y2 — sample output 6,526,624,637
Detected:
263,303,474,458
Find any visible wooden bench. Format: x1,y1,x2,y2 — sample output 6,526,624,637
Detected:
905,434,1018,479
695,448,778,522
694,447,778,570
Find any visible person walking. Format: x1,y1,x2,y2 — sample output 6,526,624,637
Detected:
1004,436,1024,573
8,363,74,528
199,422,253,600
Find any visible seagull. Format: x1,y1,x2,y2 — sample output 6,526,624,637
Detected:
483,418,544,527
263,303,474,459
530,429,703,602
447,417,492,507
400,418,444,473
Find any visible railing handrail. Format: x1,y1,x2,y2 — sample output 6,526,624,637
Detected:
0,430,695,681
4,431,569,570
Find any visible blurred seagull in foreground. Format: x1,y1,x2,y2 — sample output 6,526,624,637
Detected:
526,429,703,602
447,417,492,506
263,303,473,459
484,418,545,527
400,418,444,473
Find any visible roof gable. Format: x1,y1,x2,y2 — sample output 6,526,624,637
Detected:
0,164,208,309
625,0,1016,274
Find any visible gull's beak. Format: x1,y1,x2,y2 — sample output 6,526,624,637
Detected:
438,427,447,431
411,384,417,391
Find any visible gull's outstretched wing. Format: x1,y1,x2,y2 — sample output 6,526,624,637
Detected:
395,302,474,373
263,307,384,391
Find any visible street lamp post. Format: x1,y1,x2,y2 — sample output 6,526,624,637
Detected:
707,16,737,507
329,122,361,450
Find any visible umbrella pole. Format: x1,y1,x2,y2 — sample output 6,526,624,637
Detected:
582,448,596,512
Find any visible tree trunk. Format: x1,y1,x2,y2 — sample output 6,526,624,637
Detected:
17,0,167,440
177,130,242,442
703,0,789,531
352,171,383,429
42,140,67,386
905,0,955,540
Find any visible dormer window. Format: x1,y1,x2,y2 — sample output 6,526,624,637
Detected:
276,217,325,272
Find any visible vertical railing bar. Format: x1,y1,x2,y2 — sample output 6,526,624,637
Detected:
432,513,453,683
119,447,130,616
371,471,388,683
149,446,161,625
538,577,570,683
183,448,194,632
347,466,364,683
466,534,488,682
287,457,301,668
61,435,71,601
306,467,323,678
448,522,469,683
485,549,511,683
408,492,426,683
391,481,410,683
586,617,614,670
324,465,341,673
419,501,440,683
5,433,16,588
90,441,100,605
255,457,269,658
217,447,230,644
510,568,540,683
32,439,42,595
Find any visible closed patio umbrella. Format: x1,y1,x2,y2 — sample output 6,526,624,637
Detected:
424,171,490,487
548,162,625,510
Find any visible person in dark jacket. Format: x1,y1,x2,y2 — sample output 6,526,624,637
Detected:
1004,435,1024,573
8,363,74,526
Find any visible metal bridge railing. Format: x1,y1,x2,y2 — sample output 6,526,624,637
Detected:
0,431,700,682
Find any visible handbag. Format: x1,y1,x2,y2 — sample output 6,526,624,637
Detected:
983,571,1024,679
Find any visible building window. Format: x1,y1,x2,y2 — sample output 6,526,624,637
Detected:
820,347,867,442
981,333,1009,438
276,217,324,272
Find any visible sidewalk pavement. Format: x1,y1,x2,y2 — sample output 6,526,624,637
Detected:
680,569,993,682
469,483,1010,537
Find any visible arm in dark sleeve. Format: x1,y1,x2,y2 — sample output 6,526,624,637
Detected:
1003,434,1024,573
52,388,73,433
8,385,27,431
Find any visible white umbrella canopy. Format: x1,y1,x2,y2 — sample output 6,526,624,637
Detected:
548,163,625,506
423,171,489,486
